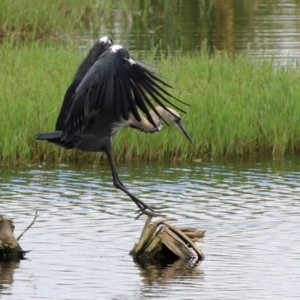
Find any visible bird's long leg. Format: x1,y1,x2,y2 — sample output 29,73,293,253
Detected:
105,148,160,218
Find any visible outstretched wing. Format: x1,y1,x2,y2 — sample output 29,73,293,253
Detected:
56,37,113,131
62,44,186,142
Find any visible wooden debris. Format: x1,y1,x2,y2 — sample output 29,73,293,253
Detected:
0,212,38,260
130,216,205,263
17,211,38,241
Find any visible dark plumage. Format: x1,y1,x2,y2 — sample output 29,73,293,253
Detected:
36,36,192,218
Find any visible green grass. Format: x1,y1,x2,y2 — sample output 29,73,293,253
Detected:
0,0,192,40
0,0,110,38
1,38,300,165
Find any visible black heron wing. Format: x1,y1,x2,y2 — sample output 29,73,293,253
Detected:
61,45,187,142
56,38,113,131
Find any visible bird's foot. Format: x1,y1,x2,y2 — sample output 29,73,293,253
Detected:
133,199,163,220
117,183,163,219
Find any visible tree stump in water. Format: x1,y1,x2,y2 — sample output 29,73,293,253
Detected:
0,216,28,260
130,216,205,264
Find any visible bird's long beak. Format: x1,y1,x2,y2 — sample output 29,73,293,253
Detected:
176,120,193,143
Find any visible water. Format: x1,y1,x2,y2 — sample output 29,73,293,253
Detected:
77,0,300,65
0,157,299,299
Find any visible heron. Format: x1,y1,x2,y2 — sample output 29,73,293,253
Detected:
36,36,192,218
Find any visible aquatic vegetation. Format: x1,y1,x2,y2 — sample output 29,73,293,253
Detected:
1,39,300,164
0,0,107,38
0,0,195,40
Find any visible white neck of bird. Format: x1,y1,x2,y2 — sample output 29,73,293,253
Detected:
113,106,178,135
130,109,163,133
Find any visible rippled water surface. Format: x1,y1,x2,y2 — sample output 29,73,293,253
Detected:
77,0,300,64
0,157,300,299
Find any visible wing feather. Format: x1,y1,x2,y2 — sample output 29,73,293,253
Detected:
61,44,188,142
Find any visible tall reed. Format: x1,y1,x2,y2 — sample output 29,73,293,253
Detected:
1,38,300,165
0,0,186,39
0,0,112,38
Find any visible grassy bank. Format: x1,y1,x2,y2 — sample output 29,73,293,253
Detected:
0,0,185,39
1,38,300,164
0,0,107,38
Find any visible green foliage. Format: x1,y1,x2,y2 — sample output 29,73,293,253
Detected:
0,0,186,39
0,39,79,163
1,38,300,164
0,0,112,38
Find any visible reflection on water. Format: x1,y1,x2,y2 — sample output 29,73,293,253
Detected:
136,259,204,285
0,261,20,296
78,0,300,64
0,157,300,299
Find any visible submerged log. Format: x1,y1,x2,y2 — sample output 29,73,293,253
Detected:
130,216,205,263
0,215,31,260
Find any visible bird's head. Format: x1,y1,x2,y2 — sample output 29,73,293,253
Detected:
155,107,193,143
99,36,114,50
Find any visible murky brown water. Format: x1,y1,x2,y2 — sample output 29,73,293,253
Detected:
0,157,299,299
76,0,300,65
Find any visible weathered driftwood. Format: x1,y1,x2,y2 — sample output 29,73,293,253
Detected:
130,216,205,263
0,213,37,260
0,216,25,260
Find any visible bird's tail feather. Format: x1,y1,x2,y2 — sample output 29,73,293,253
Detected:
35,131,74,149
36,131,62,140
